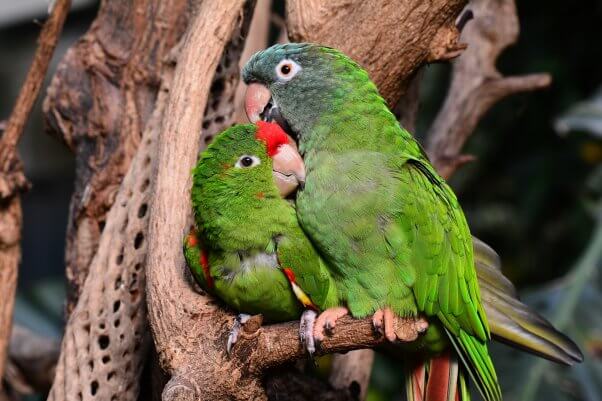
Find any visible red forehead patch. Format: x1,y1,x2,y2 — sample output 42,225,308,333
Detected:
255,121,289,157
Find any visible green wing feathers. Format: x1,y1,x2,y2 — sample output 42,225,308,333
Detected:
474,237,583,365
276,231,339,311
398,160,489,341
394,159,500,401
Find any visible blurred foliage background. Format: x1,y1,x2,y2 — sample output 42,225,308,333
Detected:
0,0,600,400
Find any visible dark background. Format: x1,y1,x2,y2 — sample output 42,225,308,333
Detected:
1,1,600,400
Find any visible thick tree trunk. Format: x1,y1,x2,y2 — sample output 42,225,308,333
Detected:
44,0,189,314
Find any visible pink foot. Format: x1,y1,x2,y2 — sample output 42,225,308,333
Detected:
313,307,349,342
372,308,429,342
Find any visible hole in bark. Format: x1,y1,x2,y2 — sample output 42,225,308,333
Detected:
98,220,106,232
349,381,361,397
91,381,99,396
215,115,225,124
102,355,110,364
202,120,210,129
134,232,144,249
138,203,148,218
144,156,151,166
134,263,142,271
98,335,110,350
113,300,121,312
210,80,224,94
130,289,139,302
88,360,94,371
114,319,120,328
116,253,124,265
204,134,214,144
121,216,129,232
211,98,220,110
114,276,123,290
140,178,150,192
83,324,90,333
78,392,82,401
108,371,115,381
99,323,105,330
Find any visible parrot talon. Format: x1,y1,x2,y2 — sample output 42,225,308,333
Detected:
313,307,349,342
299,310,317,356
226,313,251,354
372,308,429,343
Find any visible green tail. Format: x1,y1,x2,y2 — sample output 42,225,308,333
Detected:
446,330,502,401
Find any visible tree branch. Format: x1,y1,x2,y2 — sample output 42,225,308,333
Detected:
425,0,551,179
0,0,70,387
286,0,467,107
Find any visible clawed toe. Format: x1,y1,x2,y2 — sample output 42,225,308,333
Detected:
299,310,317,356
372,309,429,343
226,313,251,354
313,307,349,342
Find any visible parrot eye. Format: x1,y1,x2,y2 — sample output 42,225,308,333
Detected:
275,59,301,82
235,155,261,169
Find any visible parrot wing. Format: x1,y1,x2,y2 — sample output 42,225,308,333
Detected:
275,230,338,312
389,158,501,401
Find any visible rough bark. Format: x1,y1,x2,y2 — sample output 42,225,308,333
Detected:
0,0,71,388
425,0,551,178
44,0,253,400
43,0,189,313
286,0,468,107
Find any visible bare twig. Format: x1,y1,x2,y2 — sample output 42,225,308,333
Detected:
425,0,551,179
0,0,71,387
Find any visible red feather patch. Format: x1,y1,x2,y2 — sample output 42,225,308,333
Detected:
255,121,289,156
200,248,214,289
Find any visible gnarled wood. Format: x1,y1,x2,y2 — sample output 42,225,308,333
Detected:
426,0,551,178
286,0,467,106
43,0,189,313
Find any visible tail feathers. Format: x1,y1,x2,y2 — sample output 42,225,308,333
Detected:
446,330,502,401
406,352,470,401
473,236,583,365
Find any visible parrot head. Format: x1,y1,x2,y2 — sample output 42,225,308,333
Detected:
192,122,305,209
242,43,379,147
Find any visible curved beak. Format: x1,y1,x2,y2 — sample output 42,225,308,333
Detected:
245,83,272,123
272,143,305,197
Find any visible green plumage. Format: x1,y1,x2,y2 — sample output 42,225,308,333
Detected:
244,43,499,401
184,124,337,322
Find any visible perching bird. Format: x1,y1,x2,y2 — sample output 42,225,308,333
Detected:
241,43,583,401
184,122,337,353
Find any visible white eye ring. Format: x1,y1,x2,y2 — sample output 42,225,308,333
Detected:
235,155,261,169
275,59,301,82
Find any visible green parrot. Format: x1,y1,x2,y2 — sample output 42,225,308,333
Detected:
183,122,338,352
183,121,581,394
241,43,582,401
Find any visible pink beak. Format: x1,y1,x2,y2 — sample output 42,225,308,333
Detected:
245,83,272,123
272,143,305,197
